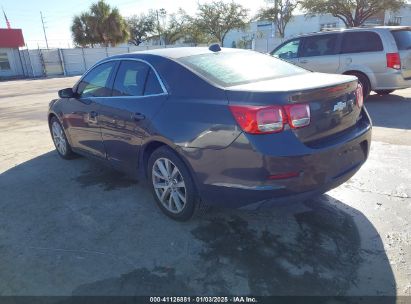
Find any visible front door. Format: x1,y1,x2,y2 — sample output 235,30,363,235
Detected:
271,38,302,66
64,61,117,158
96,60,167,174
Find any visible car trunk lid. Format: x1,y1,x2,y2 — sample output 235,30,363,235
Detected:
225,72,360,145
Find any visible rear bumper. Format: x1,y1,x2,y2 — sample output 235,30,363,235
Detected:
373,70,411,90
180,108,372,208
200,159,363,210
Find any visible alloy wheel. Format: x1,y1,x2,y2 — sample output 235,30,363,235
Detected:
152,157,187,214
51,121,67,155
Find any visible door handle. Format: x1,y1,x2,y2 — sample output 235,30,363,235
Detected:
300,59,308,64
133,113,146,121
345,57,352,64
89,111,98,122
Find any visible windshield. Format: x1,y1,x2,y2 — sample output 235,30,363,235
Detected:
392,30,411,50
178,51,308,87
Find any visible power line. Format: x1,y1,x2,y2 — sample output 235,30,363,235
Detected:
40,11,49,49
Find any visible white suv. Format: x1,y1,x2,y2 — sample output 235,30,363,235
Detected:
271,26,411,97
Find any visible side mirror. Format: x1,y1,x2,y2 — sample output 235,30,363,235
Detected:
58,88,75,98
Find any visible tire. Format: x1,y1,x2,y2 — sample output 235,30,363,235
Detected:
148,146,200,221
49,116,76,159
375,90,395,95
347,72,371,98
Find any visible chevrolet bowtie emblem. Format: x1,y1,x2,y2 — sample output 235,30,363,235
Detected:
333,101,347,112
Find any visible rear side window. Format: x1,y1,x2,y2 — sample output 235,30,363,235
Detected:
113,61,164,96
113,61,149,96
341,32,383,54
178,51,307,87
391,30,411,50
301,34,338,57
144,69,163,95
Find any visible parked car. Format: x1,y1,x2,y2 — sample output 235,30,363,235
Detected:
48,46,371,221
271,26,411,97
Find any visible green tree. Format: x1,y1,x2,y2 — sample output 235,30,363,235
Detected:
71,0,128,47
195,1,249,46
162,9,190,45
127,12,156,46
300,0,405,27
149,9,210,46
257,0,298,38
184,20,211,46
72,13,97,47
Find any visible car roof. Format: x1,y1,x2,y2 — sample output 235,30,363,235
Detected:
116,46,245,60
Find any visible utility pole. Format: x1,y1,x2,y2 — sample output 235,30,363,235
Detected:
40,11,49,49
156,10,161,46
156,8,166,46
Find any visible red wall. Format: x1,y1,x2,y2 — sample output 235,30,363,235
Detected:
0,29,25,48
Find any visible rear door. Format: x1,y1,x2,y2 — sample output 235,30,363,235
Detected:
391,29,411,79
271,38,302,66
97,59,167,173
298,34,341,73
339,31,386,75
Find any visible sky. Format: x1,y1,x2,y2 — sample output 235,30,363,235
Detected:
0,0,270,49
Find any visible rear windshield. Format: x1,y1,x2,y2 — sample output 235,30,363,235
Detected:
392,30,411,50
178,51,307,87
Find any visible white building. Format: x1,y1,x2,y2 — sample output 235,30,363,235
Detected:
0,28,25,78
385,4,411,26
224,4,411,53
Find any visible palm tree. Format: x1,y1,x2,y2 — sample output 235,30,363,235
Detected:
71,0,128,47
71,13,96,47
104,8,129,46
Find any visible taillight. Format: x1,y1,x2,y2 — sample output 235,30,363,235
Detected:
229,103,310,134
387,53,401,70
283,104,310,128
229,105,284,134
356,83,364,108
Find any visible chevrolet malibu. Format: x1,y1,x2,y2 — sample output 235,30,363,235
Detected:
48,46,371,221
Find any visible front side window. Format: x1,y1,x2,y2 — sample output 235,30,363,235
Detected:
0,52,11,70
179,51,307,87
272,39,301,59
77,62,116,98
341,32,383,54
301,34,338,57
112,61,163,96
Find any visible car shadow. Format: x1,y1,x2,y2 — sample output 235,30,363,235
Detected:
0,152,396,299
366,93,411,129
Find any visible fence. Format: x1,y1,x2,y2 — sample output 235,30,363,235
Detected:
17,44,193,78
15,41,283,79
